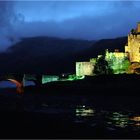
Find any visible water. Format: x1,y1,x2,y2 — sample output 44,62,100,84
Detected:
21,94,140,135
32,103,140,131
0,90,140,138
0,81,16,88
0,81,35,88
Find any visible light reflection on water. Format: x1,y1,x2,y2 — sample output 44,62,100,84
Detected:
1,91,140,133
105,112,129,129
74,105,96,124
75,105,95,117
130,116,140,130
104,111,140,131
32,104,140,131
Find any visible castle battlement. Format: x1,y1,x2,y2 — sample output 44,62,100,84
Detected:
76,22,140,76
137,22,140,33
125,22,140,63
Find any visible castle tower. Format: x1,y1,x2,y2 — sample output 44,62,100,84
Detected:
125,22,140,63
137,22,140,33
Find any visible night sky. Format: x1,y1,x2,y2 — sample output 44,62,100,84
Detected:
0,0,140,51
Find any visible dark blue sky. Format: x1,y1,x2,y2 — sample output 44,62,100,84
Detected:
0,1,140,51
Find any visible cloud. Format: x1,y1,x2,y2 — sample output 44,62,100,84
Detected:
14,1,140,40
0,1,22,51
1,0,140,51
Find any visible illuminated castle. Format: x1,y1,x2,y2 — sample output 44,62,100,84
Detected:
125,22,140,63
76,22,140,76
105,49,129,74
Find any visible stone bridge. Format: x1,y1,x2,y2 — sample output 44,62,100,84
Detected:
0,73,42,94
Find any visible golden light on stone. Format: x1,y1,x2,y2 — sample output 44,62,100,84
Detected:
130,116,140,122
76,22,140,75
76,62,95,76
125,23,140,63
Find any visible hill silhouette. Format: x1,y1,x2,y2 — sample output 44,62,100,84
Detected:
0,36,127,74
75,37,127,61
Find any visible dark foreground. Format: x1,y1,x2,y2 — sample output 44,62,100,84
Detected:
1,110,140,139
0,74,140,138
0,95,140,138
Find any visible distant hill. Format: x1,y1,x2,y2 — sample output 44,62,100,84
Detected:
75,37,127,61
0,36,127,74
0,36,94,74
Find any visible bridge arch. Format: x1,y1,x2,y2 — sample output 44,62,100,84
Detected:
7,79,24,94
0,79,24,94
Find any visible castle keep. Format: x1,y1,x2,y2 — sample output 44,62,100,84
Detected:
125,22,140,63
76,22,140,76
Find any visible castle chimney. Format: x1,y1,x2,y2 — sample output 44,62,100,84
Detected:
137,22,140,33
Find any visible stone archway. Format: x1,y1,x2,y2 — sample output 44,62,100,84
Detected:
7,79,24,94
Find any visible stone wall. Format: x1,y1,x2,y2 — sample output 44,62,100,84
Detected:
125,23,140,63
76,62,95,76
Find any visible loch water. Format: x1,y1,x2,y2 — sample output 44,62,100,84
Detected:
0,87,140,138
